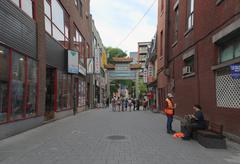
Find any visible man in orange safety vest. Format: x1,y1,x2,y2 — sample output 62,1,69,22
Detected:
164,93,176,134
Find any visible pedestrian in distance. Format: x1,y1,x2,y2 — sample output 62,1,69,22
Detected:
117,97,121,112
125,98,128,112
143,99,148,111
121,97,125,112
128,98,132,112
164,93,176,134
132,98,136,111
136,98,140,111
111,97,116,112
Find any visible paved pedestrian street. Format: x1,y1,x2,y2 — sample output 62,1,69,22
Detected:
0,109,240,164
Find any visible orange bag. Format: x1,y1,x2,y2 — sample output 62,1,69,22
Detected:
173,132,185,138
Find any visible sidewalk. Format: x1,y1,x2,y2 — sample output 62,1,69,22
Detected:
0,108,239,164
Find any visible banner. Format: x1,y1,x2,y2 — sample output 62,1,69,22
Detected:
79,64,86,76
143,68,148,83
87,58,94,74
95,48,100,74
68,50,79,74
101,51,107,67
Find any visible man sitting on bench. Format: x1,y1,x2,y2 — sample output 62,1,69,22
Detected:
182,105,207,140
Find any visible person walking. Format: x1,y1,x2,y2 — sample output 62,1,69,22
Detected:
111,97,116,112
164,93,176,134
128,98,132,112
132,98,136,111
143,99,148,111
124,98,128,112
117,97,121,112
121,97,125,112
136,98,140,111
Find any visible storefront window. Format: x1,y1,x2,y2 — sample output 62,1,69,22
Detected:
26,58,37,117
12,51,25,119
0,46,9,122
57,71,63,111
44,0,69,48
78,81,86,107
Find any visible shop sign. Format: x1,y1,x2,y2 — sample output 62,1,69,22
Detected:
230,64,240,79
95,48,100,74
143,68,148,83
87,58,94,74
79,64,86,76
68,50,79,74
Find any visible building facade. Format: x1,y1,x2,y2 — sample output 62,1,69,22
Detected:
146,35,158,110
0,0,92,139
158,0,240,138
91,20,106,108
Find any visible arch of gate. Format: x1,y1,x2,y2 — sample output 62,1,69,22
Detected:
105,57,142,97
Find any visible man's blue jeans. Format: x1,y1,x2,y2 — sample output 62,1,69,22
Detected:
167,116,173,132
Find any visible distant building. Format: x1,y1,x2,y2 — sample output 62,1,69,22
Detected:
130,52,138,64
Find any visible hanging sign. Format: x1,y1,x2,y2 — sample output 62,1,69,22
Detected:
95,48,100,74
68,50,79,74
79,64,86,76
87,58,94,74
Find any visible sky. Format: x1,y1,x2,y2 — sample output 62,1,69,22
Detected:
90,0,158,54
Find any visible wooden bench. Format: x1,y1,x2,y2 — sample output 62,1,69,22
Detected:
197,122,226,149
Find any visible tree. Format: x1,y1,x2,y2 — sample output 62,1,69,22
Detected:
106,47,127,64
138,79,147,98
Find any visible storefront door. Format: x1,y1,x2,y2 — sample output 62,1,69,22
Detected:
45,67,56,120
73,78,78,114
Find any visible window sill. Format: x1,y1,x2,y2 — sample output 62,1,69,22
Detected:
211,57,240,71
182,72,196,79
184,28,193,37
172,41,178,48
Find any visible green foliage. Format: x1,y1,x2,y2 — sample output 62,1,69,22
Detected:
106,47,127,64
138,79,147,96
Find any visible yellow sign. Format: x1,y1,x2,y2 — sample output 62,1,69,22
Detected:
101,51,107,67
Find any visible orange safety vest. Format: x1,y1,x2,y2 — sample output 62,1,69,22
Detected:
164,98,174,115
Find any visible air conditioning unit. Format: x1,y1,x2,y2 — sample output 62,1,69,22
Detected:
182,66,192,75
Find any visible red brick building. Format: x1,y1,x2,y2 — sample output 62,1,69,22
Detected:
158,0,240,138
0,0,92,139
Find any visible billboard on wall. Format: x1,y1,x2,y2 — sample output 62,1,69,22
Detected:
68,50,79,74
87,58,94,74
95,48,101,74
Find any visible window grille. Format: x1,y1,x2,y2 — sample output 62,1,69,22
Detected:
216,68,240,109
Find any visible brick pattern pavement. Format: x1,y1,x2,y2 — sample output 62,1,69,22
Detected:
0,108,240,164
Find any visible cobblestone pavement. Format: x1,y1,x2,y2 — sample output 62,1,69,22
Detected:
0,108,240,164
